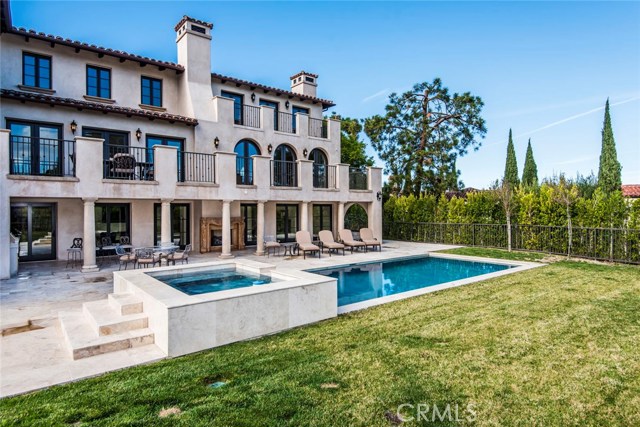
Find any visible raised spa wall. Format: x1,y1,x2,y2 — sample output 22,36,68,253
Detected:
113,260,337,357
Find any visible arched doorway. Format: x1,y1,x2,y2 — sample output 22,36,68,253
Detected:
309,148,329,188
273,144,297,187
344,204,368,235
234,140,260,185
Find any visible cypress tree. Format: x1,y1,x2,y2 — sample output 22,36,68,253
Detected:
597,99,622,194
521,138,538,187
504,129,520,186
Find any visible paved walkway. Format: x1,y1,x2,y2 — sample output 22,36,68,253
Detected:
1,241,457,397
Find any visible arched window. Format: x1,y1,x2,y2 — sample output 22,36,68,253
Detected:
234,140,260,185
272,144,297,187
309,149,330,188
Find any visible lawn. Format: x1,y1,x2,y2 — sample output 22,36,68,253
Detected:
1,248,639,426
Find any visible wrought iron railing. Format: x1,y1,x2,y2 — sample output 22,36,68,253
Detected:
236,156,254,185
349,167,368,190
179,151,215,183
103,143,153,181
309,118,328,138
383,222,640,264
271,160,298,187
313,164,336,189
276,111,295,133
9,136,75,177
240,104,261,128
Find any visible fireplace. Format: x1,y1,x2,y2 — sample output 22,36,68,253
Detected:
200,217,245,253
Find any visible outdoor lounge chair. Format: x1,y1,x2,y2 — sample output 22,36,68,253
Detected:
359,228,382,251
135,248,160,268
339,229,367,253
318,230,345,256
264,235,281,257
295,231,321,259
167,244,191,265
115,245,136,270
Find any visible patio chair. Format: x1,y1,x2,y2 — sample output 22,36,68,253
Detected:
135,248,160,269
167,244,191,265
66,237,83,268
318,230,345,256
295,231,321,259
115,245,136,270
339,229,367,253
264,235,281,257
359,228,382,252
111,153,136,179
119,236,130,245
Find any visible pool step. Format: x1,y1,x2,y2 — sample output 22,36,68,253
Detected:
108,293,143,315
83,299,148,336
59,311,154,360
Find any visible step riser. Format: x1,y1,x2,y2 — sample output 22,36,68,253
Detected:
72,334,154,360
83,303,149,336
108,294,143,315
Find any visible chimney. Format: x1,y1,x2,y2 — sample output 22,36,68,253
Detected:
290,71,318,98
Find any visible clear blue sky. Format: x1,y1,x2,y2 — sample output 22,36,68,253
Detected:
11,1,640,188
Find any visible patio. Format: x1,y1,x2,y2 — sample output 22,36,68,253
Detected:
0,241,457,397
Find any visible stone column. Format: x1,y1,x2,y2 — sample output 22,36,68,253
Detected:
300,201,309,232
160,199,173,245
337,202,345,237
220,200,234,259
255,200,266,256
82,198,99,273
0,130,10,279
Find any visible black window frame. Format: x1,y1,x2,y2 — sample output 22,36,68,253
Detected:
86,65,111,99
291,105,310,133
95,203,131,248
153,203,191,248
22,52,52,89
141,76,162,107
221,90,244,125
313,204,333,237
146,134,185,180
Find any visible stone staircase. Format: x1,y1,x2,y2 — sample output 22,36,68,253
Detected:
59,293,155,360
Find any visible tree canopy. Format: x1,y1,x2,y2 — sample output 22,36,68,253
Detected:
521,138,538,187
504,129,520,186
337,116,374,169
597,99,622,194
363,78,486,197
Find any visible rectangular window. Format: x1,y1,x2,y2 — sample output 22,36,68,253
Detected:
95,203,130,245
313,205,332,237
291,106,309,133
7,119,63,176
154,203,190,248
22,52,51,89
146,135,184,179
141,76,162,107
87,65,111,99
221,90,243,125
259,99,279,129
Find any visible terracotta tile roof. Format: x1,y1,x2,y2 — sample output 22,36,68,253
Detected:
174,16,213,32
290,71,319,80
622,184,640,198
6,27,185,72
211,72,335,109
1,89,198,126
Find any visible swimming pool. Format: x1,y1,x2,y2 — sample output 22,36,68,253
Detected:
310,255,513,307
148,267,275,295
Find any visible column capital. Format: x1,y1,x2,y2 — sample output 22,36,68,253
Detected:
222,199,234,204
82,197,98,203
258,200,268,205
160,198,174,204
302,200,311,205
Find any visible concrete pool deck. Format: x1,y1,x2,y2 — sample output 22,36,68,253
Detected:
0,241,542,397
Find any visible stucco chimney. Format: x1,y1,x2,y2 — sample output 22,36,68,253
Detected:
290,71,318,98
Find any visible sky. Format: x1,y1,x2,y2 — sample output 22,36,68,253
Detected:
9,1,640,188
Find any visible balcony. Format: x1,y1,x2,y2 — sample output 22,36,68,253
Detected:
103,144,153,181
9,136,75,177
233,104,261,128
309,118,328,139
349,167,368,190
313,164,336,189
276,111,295,134
271,160,298,187
179,151,215,183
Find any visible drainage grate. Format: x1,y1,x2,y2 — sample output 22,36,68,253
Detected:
209,381,227,388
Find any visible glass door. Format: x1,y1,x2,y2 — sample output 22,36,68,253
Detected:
7,120,62,176
241,204,257,246
154,203,190,248
276,204,298,243
10,203,57,261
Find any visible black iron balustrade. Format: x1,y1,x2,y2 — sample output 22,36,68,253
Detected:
309,118,328,138
179,151,215,183
276,111,295,133
349,167,368,190
103,143,153,181
271,160,298,187
313,164,336,189
236,156,253,185
9,136,75,177
240,104,261,128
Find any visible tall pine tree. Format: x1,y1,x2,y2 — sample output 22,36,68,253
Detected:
521,138,538,187
504,129,519,186
597,99,622,194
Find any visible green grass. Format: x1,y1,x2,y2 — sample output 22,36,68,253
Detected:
438,246,547,262
1,250,639,426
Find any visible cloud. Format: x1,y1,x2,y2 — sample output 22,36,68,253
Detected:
362,88,390,103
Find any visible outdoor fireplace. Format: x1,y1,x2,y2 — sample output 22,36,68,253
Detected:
200,217,245,253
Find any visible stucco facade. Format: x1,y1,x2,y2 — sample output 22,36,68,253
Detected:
0,6,382,278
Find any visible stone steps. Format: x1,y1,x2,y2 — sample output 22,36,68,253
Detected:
59,293,155,360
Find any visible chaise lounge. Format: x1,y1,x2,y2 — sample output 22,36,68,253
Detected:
318,230,345,256
295,231,321,259
339,229,367,253
359,228,382,252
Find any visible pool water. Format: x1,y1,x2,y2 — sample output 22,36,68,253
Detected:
148,268,274,296
311,256,512,307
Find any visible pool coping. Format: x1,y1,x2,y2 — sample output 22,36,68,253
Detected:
329,252,544,314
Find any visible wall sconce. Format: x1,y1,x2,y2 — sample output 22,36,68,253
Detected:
267,143,273,154
135,128,142,141
70,120,77,134
214,137,220,148
376,191,382,201
285,100,290,109
303,148,308,158
251,93,256,102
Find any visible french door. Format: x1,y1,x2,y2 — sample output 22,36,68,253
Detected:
241,204,257,246
276,204,298,243
10,203,57,261
7,120,63,176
